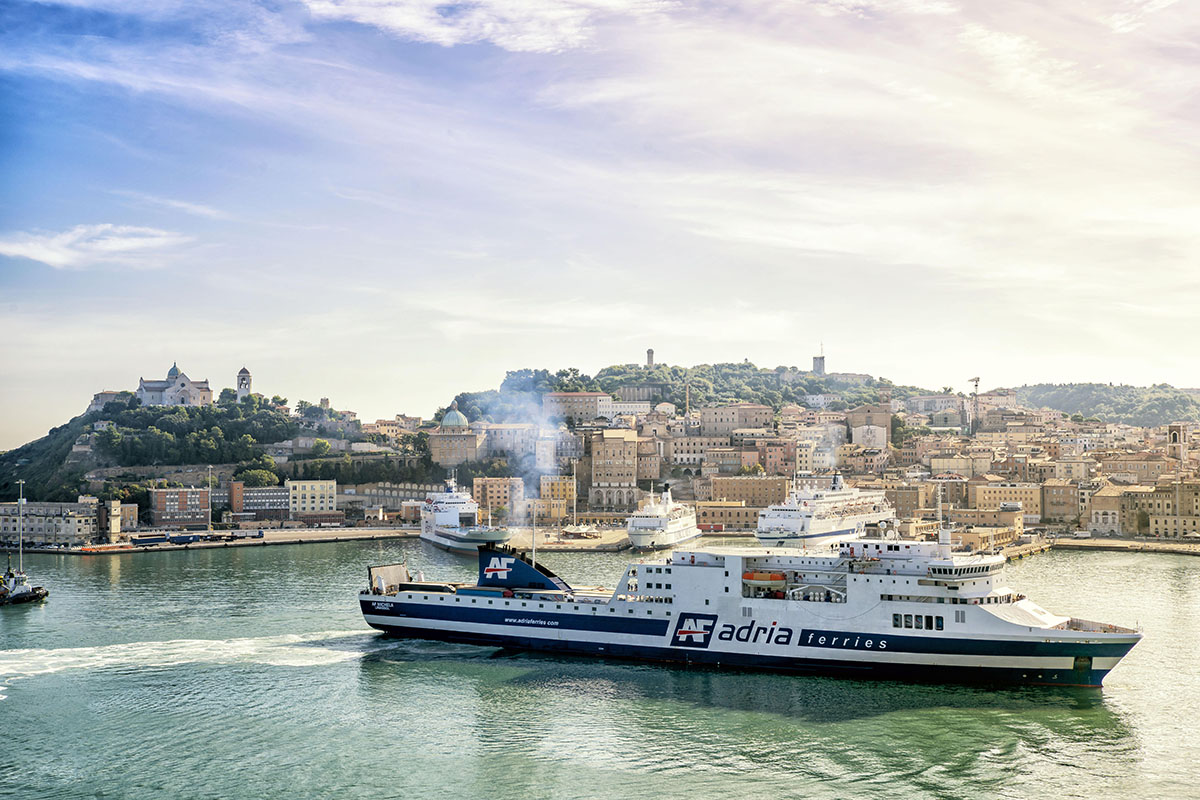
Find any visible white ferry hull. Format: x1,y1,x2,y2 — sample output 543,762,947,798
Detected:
755,526,861,549
360,603,1138,687
628,525,703,551
419,526,512,555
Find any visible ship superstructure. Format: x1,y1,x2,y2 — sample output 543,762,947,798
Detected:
626,487,701,551
756,474,893,549
419,477,513,554
361,531,1141,687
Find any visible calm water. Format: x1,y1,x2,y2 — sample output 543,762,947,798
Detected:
2,543,1198,799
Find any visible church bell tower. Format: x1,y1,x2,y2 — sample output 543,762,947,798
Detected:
237,367,252,401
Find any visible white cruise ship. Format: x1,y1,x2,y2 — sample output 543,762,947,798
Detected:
756,474,893,549
419,477,513,555
627,487,702,551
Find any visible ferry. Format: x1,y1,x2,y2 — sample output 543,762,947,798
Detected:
626,486,701,551
756,474,893,549
360,529,1141,687
419,477,513,555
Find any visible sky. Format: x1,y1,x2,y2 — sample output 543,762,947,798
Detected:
1,0,1198,449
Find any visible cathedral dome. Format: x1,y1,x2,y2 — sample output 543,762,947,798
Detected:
167,362,180,379
441,401,469,429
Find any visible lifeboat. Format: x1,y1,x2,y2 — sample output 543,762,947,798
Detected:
742,571,787,588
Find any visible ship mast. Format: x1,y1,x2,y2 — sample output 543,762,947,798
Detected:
17,479,24,574
937,483,951,558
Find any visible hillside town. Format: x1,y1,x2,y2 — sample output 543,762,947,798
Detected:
3,350,1200,551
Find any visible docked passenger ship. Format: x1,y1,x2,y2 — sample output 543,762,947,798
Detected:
756,474,894,549
626,487,701,551
361,529,1141,687
419,477,513,554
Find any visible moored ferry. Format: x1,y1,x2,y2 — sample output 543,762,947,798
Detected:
756,474,893,549
361,529,1141,687
419,477,512,555
626,487,701,551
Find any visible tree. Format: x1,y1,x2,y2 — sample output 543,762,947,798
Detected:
311,439,332,458
238,469,278,487
218,388,238,405
1137,510,1150,535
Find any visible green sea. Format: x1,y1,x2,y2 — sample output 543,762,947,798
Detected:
2,543,1197,799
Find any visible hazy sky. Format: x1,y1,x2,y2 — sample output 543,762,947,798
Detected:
1,0,1198,449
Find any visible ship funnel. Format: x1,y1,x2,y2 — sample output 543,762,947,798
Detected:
478,545,572,592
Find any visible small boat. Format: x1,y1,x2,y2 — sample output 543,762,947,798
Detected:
1,557,48,606
2,482,48,606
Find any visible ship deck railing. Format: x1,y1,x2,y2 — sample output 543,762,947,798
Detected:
1054,617,1139,635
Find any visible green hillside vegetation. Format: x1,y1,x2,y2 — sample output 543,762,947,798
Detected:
0,415,96,502
0,394,299,502
440,362,933,423
1017,383,1200,427
93,394,297,465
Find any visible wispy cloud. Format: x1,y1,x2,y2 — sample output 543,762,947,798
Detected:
0,224,191,270
111,190,228,219
301,0,671,53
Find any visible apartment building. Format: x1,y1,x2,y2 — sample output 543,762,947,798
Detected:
286,480,337,517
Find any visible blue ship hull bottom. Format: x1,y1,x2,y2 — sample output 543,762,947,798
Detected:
364,620,1115,688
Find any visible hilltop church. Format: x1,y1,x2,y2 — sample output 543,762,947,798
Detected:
135,363,214,407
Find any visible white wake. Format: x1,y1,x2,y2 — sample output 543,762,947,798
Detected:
0,630,371,699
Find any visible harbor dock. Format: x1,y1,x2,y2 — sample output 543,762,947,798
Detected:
1051,536,1200,557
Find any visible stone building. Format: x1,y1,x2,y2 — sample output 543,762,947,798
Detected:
0,500,101,546
587,429,639,510
136,363,213,407
429,402,485,466
472,477,526,520
148,487,211,528
700,403,773,437
709,475,790,508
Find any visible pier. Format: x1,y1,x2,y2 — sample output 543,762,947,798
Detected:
1051,537,1200,557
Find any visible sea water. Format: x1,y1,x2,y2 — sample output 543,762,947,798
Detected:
2,543,1197,799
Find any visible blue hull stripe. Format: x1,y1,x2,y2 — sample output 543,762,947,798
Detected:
361,599,671,637
364,621,1115,687
358,600,1135,659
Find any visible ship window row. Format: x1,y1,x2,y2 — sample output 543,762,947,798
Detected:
893,613,945,630
406,593,679,614
882,592,1014,605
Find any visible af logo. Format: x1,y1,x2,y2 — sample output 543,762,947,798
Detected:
484,557,515,578
670,613,719,648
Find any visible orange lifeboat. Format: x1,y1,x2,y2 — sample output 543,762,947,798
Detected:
742,571,787,587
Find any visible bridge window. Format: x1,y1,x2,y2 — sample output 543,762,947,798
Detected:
915,615,924,629
893,613,902,628
935,616,944,630
904,614,913,628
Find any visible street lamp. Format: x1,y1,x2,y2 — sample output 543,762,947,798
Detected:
207,465,213,531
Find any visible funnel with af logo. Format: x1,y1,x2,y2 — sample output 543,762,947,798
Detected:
477,545,573,591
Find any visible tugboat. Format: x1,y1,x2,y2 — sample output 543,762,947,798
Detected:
1,557,48,606
1,480,48,606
